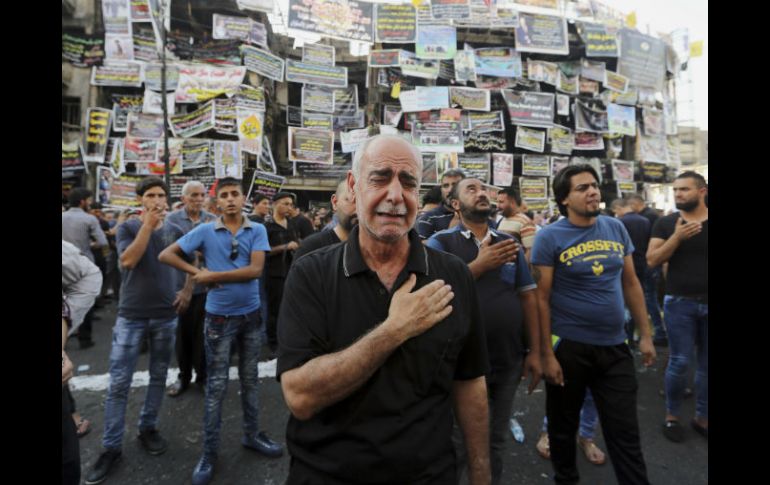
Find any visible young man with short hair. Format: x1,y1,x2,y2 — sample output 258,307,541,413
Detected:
416,169,466,239
159,178,283,485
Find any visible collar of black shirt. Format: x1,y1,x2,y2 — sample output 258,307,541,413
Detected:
343,225,429,278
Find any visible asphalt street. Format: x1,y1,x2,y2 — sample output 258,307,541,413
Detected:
66,300,707,484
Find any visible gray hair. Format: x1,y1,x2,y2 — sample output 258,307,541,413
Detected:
181,180,205,196
351,134,423,185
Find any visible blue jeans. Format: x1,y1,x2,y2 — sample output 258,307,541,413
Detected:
542,389,599,440
202,310,262,457
643,268,666,340
663,296,708,419
102,316,177,450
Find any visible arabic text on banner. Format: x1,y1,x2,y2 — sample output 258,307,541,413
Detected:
84,108,112,162
515,12,569,55
175,64,247,103
287,0,375,43
285,59,348,88
375,4,416,43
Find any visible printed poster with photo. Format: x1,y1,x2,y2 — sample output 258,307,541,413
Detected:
454,50,476,82
111,94,143,132
421,153,439,185
556,94,570,116
237,108,264,155
287,0,375,44
604,71,629,94
611,159,634,182
527,60,559,86
642,109,665,136
515,126,546,153
557,71,579,95
434,152,459,176
639,133,667,163
502,90,555,128
416,25,457,60
107,137,125,176
383,105,403,127
449,87,490,112
515,12,569,55
575,100,608,134
474,48,522,78
573,132,604,151
492,153,514,187
522,155,550,177
213,14,252,42
551,156,569,176
607,104,636,136
548,125,574,155
142,89,175,115
581,59,606,82
212,141,243,179
412,121,464,153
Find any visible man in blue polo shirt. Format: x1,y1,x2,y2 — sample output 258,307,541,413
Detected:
427,178,541,485
159,178,284,485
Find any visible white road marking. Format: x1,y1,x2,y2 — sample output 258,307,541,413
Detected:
69,359,277,392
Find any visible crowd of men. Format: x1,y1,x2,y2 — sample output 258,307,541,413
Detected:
63,134,708,485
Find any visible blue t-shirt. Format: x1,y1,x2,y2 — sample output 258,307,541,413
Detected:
177,217,271,316
117,219,185,320
166,208,216,295
427,225,536,372
531,215,633,346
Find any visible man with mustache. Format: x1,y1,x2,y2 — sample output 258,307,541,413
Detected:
647,171,708,443
532,165,655,485
426,178,541,485
294,179,357,260
416,168,466,239
277,135,491,484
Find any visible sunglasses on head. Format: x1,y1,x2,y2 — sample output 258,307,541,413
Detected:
230,238,239,260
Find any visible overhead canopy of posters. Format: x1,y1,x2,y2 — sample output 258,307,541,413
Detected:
62,142,85,173
111,94,144,132
287,0,375,44
143,63,179,91
212,140,243,179
369,49,403,67
548,125,574,155
449,87,490,112
575,100,608,134
241,45,285,82
468,111,504,133
84,108,112,162
340,128,370,153
247,171,286,200
519,177,549,200
413,121,464,152
286,59,348,88
169,101,215,138
578,22,618,57
515,12,568,55
515,126,546,153
607,103,636,136
289,127,335,164
641,161,667,183
454,50,476,82
399,51,440,79
91,63,142,87
612,159,634,182
502,90,555,128
431,0,470,21
214,98,238,135
573,131,604,151
416,25,457,60
142,89,175,115
237,108,264,155
127,113,164,139
522,155,551,177
375,4,416,43
618,29,666,90
62,33,105,67
303,43,336,65
212,14,252,41
175,64,247,103
492,153,514,187
302,112,334,130
457,153,490,182
474,47,522,78
302,85,335,113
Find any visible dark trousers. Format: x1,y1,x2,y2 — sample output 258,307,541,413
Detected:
175,292,207,384
265,276,286,349
62,387,80,485
79,307,94,343
546,339,649,485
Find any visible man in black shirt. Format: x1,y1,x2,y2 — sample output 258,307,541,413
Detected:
294,179,357,261
277,134,491,485
647,171,708,443
416,169,465,239
248,194,271,224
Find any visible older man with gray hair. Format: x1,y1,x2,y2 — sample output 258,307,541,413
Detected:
277,134,491,484
165,180,217,397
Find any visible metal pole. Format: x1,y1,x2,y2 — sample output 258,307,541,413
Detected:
160,0,170,190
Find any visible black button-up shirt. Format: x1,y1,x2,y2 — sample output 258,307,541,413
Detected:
277,225,488,484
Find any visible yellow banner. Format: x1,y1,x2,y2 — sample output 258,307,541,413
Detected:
690,40,703,58
626,11,637,29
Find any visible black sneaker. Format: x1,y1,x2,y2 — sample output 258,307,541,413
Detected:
662,420,684,443
84,449,122,484
138,428,168,455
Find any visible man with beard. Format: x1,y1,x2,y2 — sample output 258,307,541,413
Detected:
416,169,465,239
294,179,357,260
426,178,540,485
531,165,655,485
277,135,491,484
646,172,708,443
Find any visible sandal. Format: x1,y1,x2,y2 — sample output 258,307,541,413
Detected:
75,418,91,438
578,437,606,465
167,380,189,398
536,432,550,460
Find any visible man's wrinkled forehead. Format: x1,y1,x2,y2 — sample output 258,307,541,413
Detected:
362,140,419,176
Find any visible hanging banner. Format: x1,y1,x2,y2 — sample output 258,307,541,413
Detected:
142,89,175,115
102,0,131,34
457,152,490,182
333,86,358,116
618,181,637,194
421,153,439,185
556,94,570,116
302,85,335,113
449,87,490,112
340,128,370,153
142,138,183,176
237,108,264,155
143,63,179,91
213,14,252,41
465,131,506,152
105,33,134,62
515,12,568,55
375,4,416,43
548,125,574,155
522,155,550,177
515,126,546,153
502,90,555,128
581,59,606,82
641,161,667,183
574,132,604,151
611,159,634,182
62,33,105,67
416,25,457,60
129,0,151,21
181,139,211,169
575,100,608,134
579,78,600,97
382,105,403,126
287,0,375,44
91,63,142,87
247,170,285,200
369,49,403,67
124,137,159,163
578,22,618,58
334,111,365,131
167,37,242,65
107,137,125,176
474,47,522,78
100,172,143,209
84,108,112,163
642,109,665,136
213,141,243,179
468,111,504,133
294,151,352,178
551,156,569,176
617,29,666,90
175,64,247,103
666,136,681,165
258,136,277,174
399,51,440,79
302,112,334,130
233,84,266,111
289,127,335,164
237,0,275,13
519,177,549,200
556,71,578,95
241,45,285,82
127,113,164,139
303,43,336,66
111,94,144,132
132,27,159,62
62,142,85,173
214,98,238,135
431,0,470,20
169,101,215,138
247,20,268,47
607,104,636,136
639,133,667,163
286,59,348,88
454,50,476,82
527,59,559,86
492,153,514,187
604,71,629,94
399,87,449,112
413,121,464,152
